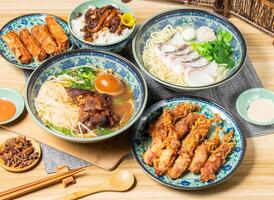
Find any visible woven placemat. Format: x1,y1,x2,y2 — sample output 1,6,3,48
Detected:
23,45,274,173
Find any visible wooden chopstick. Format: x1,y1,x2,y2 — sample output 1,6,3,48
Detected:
0,167,86,200
0,167,85,196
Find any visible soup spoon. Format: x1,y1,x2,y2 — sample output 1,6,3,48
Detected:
55,170,135,200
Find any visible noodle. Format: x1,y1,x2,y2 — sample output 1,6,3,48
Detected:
143,25,185,85
142,25,230,86
35,75,97,137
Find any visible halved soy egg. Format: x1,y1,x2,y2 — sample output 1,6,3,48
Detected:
95,73,125,96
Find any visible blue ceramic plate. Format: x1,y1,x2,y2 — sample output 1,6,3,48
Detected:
131,96,246,190
25,49,148,143
0,13,75,70
132,9,247,91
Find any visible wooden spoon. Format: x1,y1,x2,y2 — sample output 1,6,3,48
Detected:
55,170,135,200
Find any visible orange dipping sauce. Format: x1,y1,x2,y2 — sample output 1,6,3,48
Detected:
0,98,16,122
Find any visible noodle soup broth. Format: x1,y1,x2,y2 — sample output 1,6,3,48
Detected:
35,66,134,138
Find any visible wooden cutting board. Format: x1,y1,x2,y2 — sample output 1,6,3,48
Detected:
0,63,131,171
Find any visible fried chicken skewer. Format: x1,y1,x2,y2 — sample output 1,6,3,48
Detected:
142,109,173,166
143,103,200,166
189,127,220,174
167,116,214,179
169,103,200,122
153,128,180,175
153,112,200,175
174,112,200,139
200,129,236,182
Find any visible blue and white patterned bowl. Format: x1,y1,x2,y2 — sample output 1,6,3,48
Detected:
132,9,247,91
25,49,148,143
131,96,246,190
68,0,136,52
0,13,75,70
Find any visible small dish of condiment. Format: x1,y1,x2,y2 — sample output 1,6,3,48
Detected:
236,87,274,126
0,136,41,173
0,87,25,125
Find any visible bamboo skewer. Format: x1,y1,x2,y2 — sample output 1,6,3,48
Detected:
0,167,86,200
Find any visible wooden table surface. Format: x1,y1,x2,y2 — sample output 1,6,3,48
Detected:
0,0,274,199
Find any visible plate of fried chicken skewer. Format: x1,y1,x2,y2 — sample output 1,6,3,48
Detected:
131,96,245,190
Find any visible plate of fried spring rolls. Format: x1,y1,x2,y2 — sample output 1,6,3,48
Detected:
131,96,246,190
0,13,74,69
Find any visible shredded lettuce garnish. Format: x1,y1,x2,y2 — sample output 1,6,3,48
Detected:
191,30,235,68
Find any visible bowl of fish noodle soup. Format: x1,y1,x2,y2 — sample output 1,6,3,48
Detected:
132,9,247,91
25,49,147,143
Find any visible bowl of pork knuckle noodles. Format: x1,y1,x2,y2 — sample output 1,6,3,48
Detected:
69,0,136,52
25,49,147,143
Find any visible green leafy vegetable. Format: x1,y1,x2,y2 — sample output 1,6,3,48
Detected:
47,123,76,136
191,30,235,68
58,67,97,90
95,127,112,136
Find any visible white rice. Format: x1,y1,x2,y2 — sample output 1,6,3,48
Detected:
71,14,86,39
71,13,131,44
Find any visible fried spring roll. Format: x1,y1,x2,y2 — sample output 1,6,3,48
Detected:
200,130,236,182
45,16,69,52
167,116,213,179
31,25,58,55
2,31,32,64
189,128,220,174
19,28,47,61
